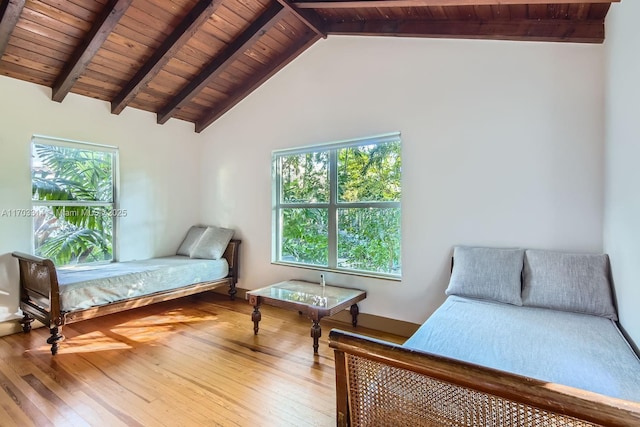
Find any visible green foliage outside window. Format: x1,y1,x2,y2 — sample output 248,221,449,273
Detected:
281,208,328,266
281,151,329,203
338,207,401,274
338,142,401,203
32,142,116,266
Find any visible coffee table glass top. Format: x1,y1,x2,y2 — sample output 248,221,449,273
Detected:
248,280,364,309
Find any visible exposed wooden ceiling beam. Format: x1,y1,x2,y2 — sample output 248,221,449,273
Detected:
0,0,25,58
51,0,132,103
275,0,327,38
293,0,617,9
111,0,223,115
157,3,287,125
195,32,321,133
326,19,605,43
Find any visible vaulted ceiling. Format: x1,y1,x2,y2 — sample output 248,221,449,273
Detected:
0,0,618,133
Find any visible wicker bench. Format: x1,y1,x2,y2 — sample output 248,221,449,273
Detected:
13,239,240,355
329,329,640,426
329,247,640,426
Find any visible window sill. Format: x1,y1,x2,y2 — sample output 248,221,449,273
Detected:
271,261,401,282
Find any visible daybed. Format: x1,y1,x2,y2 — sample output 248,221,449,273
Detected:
329,247,640,426
13,225,240,355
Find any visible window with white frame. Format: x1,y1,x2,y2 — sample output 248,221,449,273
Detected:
272,133,401,278
31,136,119,266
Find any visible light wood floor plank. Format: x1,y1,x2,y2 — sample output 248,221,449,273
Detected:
0,372,38,427
0,292,405,426
0,367,56,426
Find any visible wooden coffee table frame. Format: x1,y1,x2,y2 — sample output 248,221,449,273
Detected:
247,281,366,354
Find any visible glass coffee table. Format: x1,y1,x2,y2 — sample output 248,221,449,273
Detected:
247,280,367,354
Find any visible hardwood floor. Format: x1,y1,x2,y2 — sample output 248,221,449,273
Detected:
0,292,405,426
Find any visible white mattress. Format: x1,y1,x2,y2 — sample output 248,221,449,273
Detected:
57,256,229,312
403,296,640,402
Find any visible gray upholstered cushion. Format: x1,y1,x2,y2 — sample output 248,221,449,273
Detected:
403,296,640,401
522,249,617,320
190,226,234,260
445,246,524,306
176,226,206,256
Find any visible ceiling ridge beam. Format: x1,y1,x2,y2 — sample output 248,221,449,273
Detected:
275,0,327,38
195,32,321,133
0,0,26,58
51,0,132,103
157,3,287,125
293,0,618,9
326,18,605,43
111,0,223,115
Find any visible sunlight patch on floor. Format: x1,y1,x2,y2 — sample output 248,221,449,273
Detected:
115,308,219,328
110,325,178,343
30,310,221,354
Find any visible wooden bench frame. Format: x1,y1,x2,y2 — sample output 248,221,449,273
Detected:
12,239,240,355
329,329,640,427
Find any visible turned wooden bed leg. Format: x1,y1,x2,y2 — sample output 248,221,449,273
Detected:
20,314,34,333
46,326,64,355
228,282,237,300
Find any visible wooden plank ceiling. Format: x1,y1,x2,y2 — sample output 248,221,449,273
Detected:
0,0,618,133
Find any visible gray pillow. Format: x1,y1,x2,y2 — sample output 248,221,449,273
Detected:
190,226,234,260
176,226,206,256
446,246,524,306
522,249,617,320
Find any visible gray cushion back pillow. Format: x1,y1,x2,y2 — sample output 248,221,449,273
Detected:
446,246,524,306
190,226,234,260
176,226,206,256
522,250,617,320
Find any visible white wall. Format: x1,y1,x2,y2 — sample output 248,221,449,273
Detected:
604,1,640,347
0,35,609,330
201,36,605,325
0,77,204,323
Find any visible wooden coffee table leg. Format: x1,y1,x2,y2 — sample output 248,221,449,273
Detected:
311,321,321,354
252,305,261,335
350,304,360,327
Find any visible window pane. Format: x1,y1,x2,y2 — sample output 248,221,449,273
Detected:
280,152,329,203
338,141,401,202
338,208,401,274
281,208,328,266
33,205,113,265
32,143,114,202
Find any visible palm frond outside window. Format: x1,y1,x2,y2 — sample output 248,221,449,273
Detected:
31,136,118,266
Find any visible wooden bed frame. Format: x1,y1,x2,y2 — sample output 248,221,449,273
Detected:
12,239,240,355
329,329,640,427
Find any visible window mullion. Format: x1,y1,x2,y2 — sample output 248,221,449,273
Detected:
280,203,329,209
328,149,337,270
32,200,113,207
335,201,400,209
111,149,119,262
272,155,282,263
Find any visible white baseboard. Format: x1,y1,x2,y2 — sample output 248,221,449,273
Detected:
0,318,23,337
0,317,44,337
